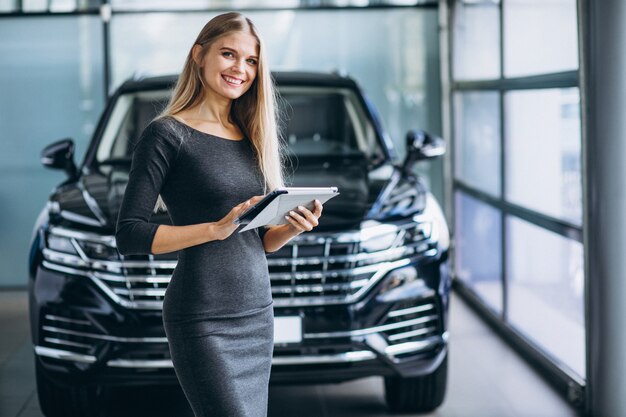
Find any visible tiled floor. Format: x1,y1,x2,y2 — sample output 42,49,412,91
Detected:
0,290,581,417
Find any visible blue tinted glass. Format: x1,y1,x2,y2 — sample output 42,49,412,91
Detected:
505,88,582,225
504,0,578,77
454,91,501,197
506,215,585,378
454,191,503,313
453,1,501,81
111,9,440,151
109,9,444,201
0,17,104,285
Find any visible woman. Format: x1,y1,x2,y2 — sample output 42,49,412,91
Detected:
115,12,323,417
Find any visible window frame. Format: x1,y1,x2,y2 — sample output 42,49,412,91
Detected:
447,0,585,408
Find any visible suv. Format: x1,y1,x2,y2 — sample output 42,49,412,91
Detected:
29,71,450,416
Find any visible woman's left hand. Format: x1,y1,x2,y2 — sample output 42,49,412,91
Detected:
285,199,323,235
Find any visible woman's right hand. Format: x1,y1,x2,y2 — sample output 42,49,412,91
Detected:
213,195,265,240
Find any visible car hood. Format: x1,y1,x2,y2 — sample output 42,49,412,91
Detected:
49,156,420,233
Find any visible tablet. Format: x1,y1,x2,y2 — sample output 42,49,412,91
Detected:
234,188,289,225
235,187,340,233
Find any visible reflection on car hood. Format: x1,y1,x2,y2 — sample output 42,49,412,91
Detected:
49,157,419,233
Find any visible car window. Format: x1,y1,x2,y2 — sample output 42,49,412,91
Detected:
280,91,358,156
96,90,168,166
95,85,384,167
278,87,383,160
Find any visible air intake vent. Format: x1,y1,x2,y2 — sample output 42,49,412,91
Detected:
40,307,99,355
381,298,441,356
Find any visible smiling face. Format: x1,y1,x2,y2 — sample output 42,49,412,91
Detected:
194,31,259,102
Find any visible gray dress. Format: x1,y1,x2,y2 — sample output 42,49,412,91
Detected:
115,116,274,417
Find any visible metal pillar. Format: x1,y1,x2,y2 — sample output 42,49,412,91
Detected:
100,0,111,98
582,0,626,415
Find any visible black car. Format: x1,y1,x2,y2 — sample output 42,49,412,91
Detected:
29,71,451,416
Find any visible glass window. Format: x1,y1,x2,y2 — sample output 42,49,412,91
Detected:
11,0,99,12
0,0,17,12
110,8,443,198
452,0,500,81
506,215,585,377
453,91,501,196
454,191,503,313
21,0,47,11
49,0,79,12
0,17,104,168
0,17,104,286
110,9,440,148
504,88,581,225
113,0,300,10
109,0,426,11
503,0,578,77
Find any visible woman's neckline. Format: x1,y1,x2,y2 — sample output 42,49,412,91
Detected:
165,115,245,142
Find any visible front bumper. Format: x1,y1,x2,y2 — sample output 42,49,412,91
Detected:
34,335,448,386
31,251,450,387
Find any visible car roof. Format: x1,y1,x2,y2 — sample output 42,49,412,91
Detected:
116,71,360,94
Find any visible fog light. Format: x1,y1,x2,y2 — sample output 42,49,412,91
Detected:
379,266,418,295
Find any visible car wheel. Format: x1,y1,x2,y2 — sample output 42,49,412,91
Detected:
35,359,103,417
384,354,448,413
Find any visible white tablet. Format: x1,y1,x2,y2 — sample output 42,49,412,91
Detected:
235,187,340,233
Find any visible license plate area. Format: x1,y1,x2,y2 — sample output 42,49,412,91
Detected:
274,316,302,344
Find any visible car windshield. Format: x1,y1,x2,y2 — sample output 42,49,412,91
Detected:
94,85,386,167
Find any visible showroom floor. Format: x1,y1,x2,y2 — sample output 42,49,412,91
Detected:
0,290,580,417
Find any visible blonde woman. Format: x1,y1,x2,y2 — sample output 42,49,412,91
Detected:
115,12,323,417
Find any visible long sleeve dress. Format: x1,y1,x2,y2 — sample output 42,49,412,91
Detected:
115,115,274,417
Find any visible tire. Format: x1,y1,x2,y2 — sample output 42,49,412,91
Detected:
384,354,448,413
35,359,104,417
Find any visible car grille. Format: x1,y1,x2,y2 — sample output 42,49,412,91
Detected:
36,306,171,365
381,298,441,356
42,220,437,309
39,307,100,357
93,254,173,307
264,221,437,307
267,239,383,306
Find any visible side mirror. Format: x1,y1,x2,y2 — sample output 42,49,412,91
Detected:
402,129,445,174
41,138,78,179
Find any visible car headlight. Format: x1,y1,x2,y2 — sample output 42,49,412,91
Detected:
45,228,119,261
77,240,120,261
46,234,78,255
417,193,449,252
378,181,425,218
360,222,399,253
358,216,437,258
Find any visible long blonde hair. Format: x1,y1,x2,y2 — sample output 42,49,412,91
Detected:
153,12,284,212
